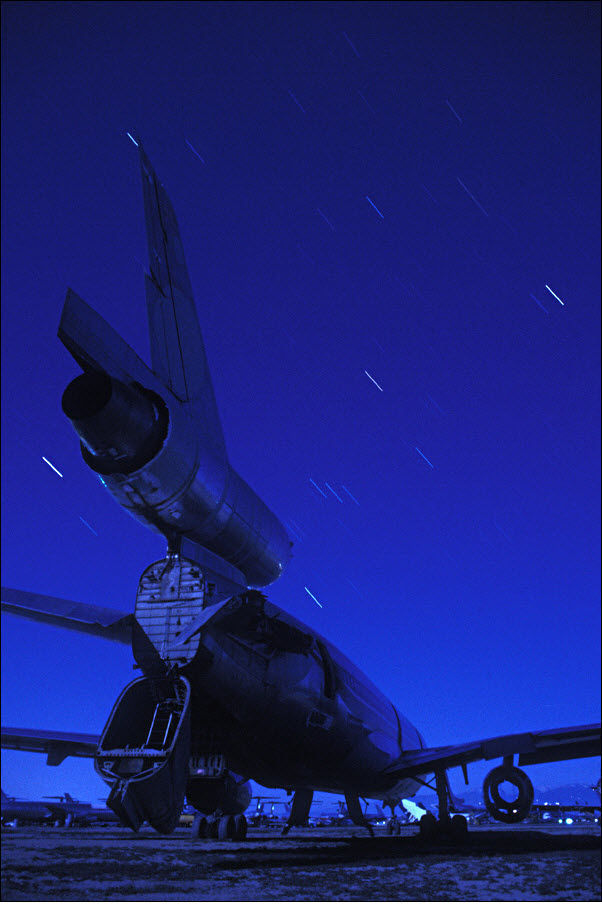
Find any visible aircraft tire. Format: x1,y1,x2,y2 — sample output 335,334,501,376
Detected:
218,815,235,840
450,814,468,840
191,813,208,839
483,765,534,823
65,814,74,828
54,818,64,828
233,814,247,841
207,816,219,839
419,813,437,839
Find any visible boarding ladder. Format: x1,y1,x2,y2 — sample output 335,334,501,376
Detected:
145,700,178,751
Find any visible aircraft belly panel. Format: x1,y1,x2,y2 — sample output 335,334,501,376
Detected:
135,557,212,664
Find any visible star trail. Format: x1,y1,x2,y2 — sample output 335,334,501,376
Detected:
2,1,599,804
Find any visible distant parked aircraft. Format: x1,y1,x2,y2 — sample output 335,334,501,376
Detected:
1,788,117,827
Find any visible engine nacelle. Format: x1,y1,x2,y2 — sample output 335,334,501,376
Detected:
483,764,534,823
62,366,291,586
62,372,168,472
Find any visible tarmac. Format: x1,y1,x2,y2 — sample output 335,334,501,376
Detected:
1,822,600,901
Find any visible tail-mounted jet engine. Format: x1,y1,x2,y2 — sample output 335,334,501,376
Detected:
62,372,168,475
59,290,292,589
482,763,534,823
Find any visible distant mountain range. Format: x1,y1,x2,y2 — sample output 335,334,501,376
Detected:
416,783,601,809
251,781,601,814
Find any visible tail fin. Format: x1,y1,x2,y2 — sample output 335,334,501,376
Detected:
137,141,226,456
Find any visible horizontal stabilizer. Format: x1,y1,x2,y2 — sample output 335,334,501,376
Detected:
58,288,170,400
1,587,133,644
1,727,99,765
138,142,226,454
384,723,601,780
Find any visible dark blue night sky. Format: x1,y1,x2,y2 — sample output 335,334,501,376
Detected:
2,1,600,803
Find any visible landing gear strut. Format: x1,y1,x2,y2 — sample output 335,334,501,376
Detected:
344,792,374,837
418,771,468,842
282,789,313,835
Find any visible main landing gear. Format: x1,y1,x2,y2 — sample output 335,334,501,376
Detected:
418,771,468,842
191,812,247,841
419,810,468,841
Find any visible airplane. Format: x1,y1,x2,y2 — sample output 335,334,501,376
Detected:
331,798,387,827
1,788,58,827
531,804,600,825
1,140,600,843
246,796,293,828
0,788,116,827
400,798,429,824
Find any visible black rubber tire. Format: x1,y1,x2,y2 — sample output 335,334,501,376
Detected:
483,765,534,823
419,812,437,839
218,815,235,840
233,814,248,841
191,813,208,839
450,814,468,840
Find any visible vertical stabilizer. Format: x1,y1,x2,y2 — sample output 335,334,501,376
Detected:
138,141,226,456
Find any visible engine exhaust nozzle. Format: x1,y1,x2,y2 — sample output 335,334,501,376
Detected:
62,372,167,474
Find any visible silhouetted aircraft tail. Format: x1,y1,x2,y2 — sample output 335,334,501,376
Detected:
137,140,227,457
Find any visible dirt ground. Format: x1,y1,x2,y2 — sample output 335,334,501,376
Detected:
1,824,600,901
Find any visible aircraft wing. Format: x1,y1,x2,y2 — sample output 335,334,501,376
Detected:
1,587,133,643
1,727,100,765
385,723,601,780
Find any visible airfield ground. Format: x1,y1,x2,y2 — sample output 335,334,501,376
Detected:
1,823,600,901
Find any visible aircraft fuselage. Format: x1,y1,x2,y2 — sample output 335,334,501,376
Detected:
182,593,424,799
